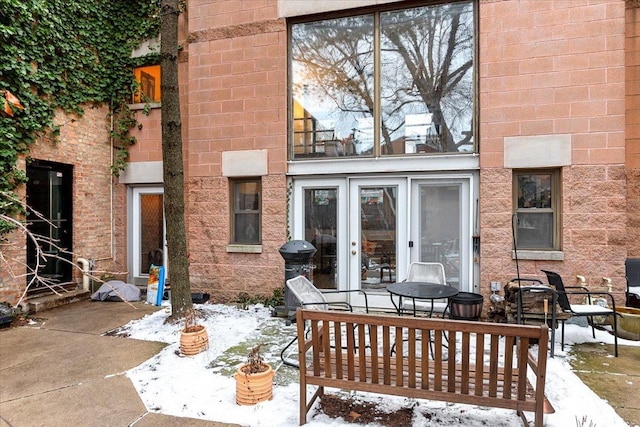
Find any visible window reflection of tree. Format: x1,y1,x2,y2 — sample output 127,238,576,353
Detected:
291,1,474,156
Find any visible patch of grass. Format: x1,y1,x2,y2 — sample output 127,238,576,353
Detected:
234,287,284,308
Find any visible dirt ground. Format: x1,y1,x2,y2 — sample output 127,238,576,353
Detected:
319,394,416,426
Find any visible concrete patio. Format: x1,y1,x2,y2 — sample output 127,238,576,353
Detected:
0,300,239,427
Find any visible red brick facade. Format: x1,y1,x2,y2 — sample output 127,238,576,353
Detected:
1,106,118,305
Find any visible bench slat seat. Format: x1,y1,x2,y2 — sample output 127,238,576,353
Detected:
296,309,548,427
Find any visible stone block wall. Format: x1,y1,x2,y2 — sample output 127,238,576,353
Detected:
184,0,288,301
626,2,640,257
187,175,287,302
479,0,628,302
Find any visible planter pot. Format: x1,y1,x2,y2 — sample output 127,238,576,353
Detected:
234,363,275,405
615,306,640,341
180,325,209,355
450,292,484,321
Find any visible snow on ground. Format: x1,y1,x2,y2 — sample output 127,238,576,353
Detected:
116,303,638,427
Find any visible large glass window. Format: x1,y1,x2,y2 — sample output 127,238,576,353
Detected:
290,1,475,159
231,179,261,245
513,170,560,250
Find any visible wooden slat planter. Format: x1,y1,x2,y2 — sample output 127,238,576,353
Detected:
296,309,549,427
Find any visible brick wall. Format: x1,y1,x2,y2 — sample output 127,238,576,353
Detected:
0,227,25,305
127,108,163,163
185,0,288,301
1,105,117,304
479,0,628,301
626,2,640,257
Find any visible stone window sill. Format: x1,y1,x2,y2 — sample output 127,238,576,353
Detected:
512,250,564,261
227,244,262,254
128,102,161,110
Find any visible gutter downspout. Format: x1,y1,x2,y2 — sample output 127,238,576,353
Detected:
77,258,91,291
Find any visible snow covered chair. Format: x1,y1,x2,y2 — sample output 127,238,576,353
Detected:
542,270,618,357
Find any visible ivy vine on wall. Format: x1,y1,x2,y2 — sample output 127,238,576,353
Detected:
0,0,160,232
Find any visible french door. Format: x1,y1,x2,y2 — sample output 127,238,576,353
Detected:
131,187,166,286
409,178,472,293
292,175,473,310
348,178,407,308
292,179,347,293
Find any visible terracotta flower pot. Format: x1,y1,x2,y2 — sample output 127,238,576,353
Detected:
180,324,208,355
233,362,275,405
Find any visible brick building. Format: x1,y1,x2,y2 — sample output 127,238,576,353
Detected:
4,0,640,313
1,106,115,307
121,0,639,310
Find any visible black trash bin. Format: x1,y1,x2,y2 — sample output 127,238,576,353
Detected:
278,240,316,314
449,292,484,320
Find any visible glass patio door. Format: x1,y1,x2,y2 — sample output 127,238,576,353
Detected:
410,179,472,292
348,178,407,308
26,161,73,294
131,187,166,286
292,179,347,293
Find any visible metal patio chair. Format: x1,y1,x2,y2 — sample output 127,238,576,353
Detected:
279,275,369,368
625,258,640,308
510,277,560,357
399,262,450,316
541,270,618,357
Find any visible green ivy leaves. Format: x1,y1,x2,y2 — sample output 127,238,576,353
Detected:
0,0,160,227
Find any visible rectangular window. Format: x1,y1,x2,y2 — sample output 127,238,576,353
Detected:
133,65,161,103
231,179,261,244
513,170,560,250
289,1,475,159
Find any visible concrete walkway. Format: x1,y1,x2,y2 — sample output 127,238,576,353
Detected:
0,300,238,427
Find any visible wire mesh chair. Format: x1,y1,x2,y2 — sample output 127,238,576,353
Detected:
279,275,369,367
399,262,449,316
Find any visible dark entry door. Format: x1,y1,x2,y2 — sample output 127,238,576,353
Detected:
26,160,73,294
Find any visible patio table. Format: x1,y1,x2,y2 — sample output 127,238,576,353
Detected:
386,282,459,317
387,281,459,359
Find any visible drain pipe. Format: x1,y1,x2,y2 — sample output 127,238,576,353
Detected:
77,258,91,291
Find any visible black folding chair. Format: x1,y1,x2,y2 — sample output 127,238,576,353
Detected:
625,258,640,308
542,270,618,357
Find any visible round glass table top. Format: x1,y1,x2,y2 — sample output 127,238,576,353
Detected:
386,282,459,299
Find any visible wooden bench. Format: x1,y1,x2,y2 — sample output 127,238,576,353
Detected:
296,309,549,427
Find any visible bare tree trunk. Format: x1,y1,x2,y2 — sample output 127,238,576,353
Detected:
160,0,192,318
